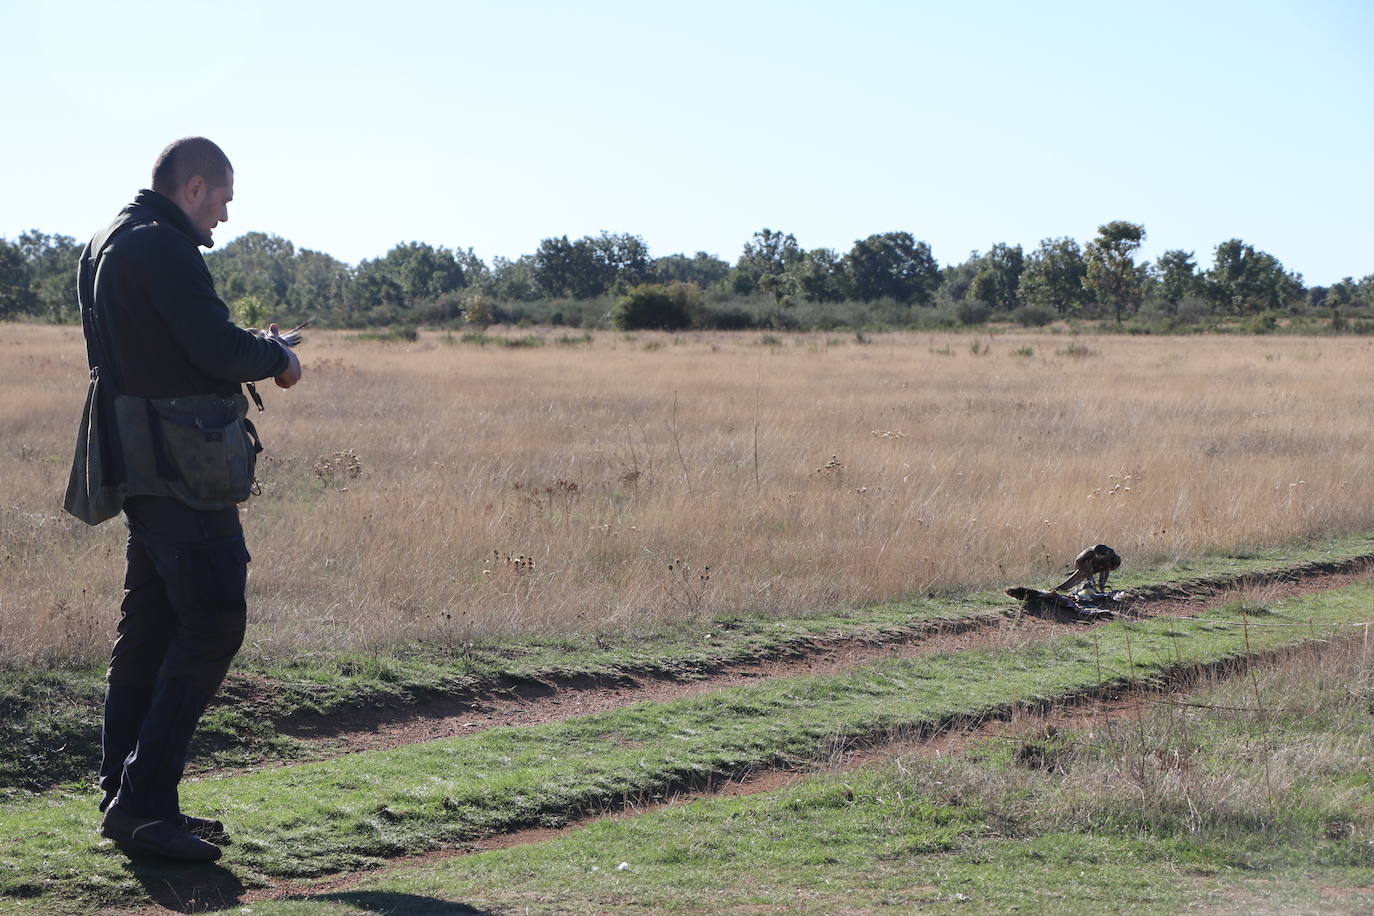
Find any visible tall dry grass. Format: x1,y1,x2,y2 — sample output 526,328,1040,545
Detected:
5,325,1374,662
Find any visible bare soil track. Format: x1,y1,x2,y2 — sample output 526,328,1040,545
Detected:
272,558,1374,761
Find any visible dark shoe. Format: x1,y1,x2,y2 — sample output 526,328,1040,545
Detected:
181,813,229,842
100,805,221,862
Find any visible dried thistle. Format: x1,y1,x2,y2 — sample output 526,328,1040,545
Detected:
312,449,363,488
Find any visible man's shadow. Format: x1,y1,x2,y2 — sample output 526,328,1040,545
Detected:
119,855,500,915
298,891,502,914
120,854,247,913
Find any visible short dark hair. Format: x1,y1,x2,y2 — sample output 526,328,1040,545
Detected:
151,137,233,196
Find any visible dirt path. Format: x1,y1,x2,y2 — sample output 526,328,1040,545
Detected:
268,564,1374,762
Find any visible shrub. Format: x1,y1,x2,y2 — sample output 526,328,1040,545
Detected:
699,306,754,330
1056,341,1096,359
1243,311,1280,335
358,325,418,343
231,294,269,328
956,301,992,326
414,294,467,325
610,282,701,331
759,308,801,331
1012,304,1054,327
462,294,496,328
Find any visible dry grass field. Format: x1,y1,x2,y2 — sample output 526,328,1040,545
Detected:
5,324,1374,664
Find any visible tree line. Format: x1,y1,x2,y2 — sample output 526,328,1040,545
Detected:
2,222,1371,332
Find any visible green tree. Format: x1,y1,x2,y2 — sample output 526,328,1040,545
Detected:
652,251,730,289
453,247,491,293
968,243,1024,311
287,248,349,320
844,232,940,304
933,253,982,308
731,228,803,295
344,261,406,324
17,231,81,321
1203,239,1302,313
593,232,652,291
0,239,33,319
1357,275,1374,309
491,255,538,301
796,248,848,302
342,242,468,323
1325,277,1357,309
532,236,604,299
384,242,467,300
529,233,651,299
1019,237,1088,315
1085,221,1146,322
1153,249,1200,308
206,232,297,306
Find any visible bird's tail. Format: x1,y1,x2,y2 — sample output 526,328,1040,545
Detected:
1051,571,1085,592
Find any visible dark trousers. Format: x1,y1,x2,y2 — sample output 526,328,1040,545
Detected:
100,495,250,819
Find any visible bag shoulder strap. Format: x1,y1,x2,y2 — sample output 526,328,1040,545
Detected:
80,217,147,392
78,216,148,488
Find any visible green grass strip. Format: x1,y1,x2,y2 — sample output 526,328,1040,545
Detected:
2,586,1371,914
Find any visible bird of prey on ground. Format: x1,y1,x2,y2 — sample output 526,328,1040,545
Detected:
1052,544,1121,594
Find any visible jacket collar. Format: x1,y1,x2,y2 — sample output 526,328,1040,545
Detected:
130,188,214,248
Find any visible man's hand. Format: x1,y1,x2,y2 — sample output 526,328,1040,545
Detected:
271,323,303,389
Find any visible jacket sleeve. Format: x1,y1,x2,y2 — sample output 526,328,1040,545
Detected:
131,229,290,383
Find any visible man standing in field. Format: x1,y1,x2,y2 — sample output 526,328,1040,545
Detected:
65,137,302,862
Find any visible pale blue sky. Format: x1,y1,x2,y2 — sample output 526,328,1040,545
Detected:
3,0,1371,283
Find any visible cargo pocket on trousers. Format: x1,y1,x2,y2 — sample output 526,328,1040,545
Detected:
187,536,252,615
